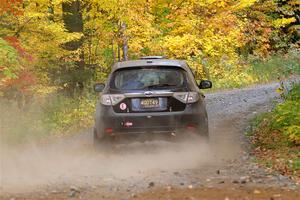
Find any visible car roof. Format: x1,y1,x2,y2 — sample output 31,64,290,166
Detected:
112,59,189,71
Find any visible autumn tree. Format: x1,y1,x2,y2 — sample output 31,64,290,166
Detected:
1,0,299,98
62,0,85,94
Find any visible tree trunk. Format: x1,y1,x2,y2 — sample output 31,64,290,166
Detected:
48,0,54,21
62,0,84,94
121,22,128,61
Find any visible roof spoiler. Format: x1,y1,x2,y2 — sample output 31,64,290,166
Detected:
140,56,166,60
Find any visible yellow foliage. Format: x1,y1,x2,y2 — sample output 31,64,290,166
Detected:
2,0,297,90
234,0,258,10
273,17,296,28
286,125,300,145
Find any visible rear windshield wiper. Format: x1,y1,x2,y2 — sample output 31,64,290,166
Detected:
142,83,177,89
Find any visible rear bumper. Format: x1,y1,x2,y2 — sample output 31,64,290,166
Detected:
94,102,208,137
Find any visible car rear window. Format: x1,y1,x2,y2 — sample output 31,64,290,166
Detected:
110,67,186,90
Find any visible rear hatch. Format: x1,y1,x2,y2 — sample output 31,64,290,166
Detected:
109,66,188,113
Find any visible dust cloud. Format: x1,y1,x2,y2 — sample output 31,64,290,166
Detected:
0,100,216,193
0,132,212,192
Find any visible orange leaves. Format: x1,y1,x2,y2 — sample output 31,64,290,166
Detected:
0,36,35,94
4,37,24,58
3,36,34,63
0,0,23,16
5,70,37,92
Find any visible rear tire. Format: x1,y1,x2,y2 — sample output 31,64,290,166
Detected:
93,128,113,151
197,124,209,143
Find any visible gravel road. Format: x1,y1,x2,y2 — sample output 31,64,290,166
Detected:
1,82,299,200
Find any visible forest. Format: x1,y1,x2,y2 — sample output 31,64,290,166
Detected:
0,0,299,139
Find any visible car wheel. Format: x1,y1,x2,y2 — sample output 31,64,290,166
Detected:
93,128,114,151
197,124,209,142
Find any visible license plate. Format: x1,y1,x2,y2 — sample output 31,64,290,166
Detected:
140,98,159,108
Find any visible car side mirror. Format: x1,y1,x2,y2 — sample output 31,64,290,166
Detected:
199,80,212,89
94,83,105,92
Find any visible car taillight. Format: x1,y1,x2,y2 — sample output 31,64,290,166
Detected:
105,128,113,134
173,92,199,104
100,94,125,106
186,124,197,130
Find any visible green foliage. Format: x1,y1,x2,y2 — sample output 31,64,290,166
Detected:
212,50,300,89
290,150,300,170
0,92,97,145
42,92,97,134
0,38,21,82
248,51,300,82
271,84,300,144
249,83,300,178
251,83,300,146
0,100,49,145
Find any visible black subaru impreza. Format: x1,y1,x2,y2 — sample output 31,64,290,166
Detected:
93,56,212,145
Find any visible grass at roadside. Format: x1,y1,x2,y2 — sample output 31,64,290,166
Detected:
0,92,97,145
42,92,96,135
248,83,300,182
0,101,49,144
212,52,300,89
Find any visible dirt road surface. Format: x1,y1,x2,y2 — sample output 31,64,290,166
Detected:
1,82,299,200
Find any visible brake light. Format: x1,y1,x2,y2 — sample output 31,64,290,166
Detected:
173,92,199,104
105,128,113,134
186,124,196,130
100,94,125,106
